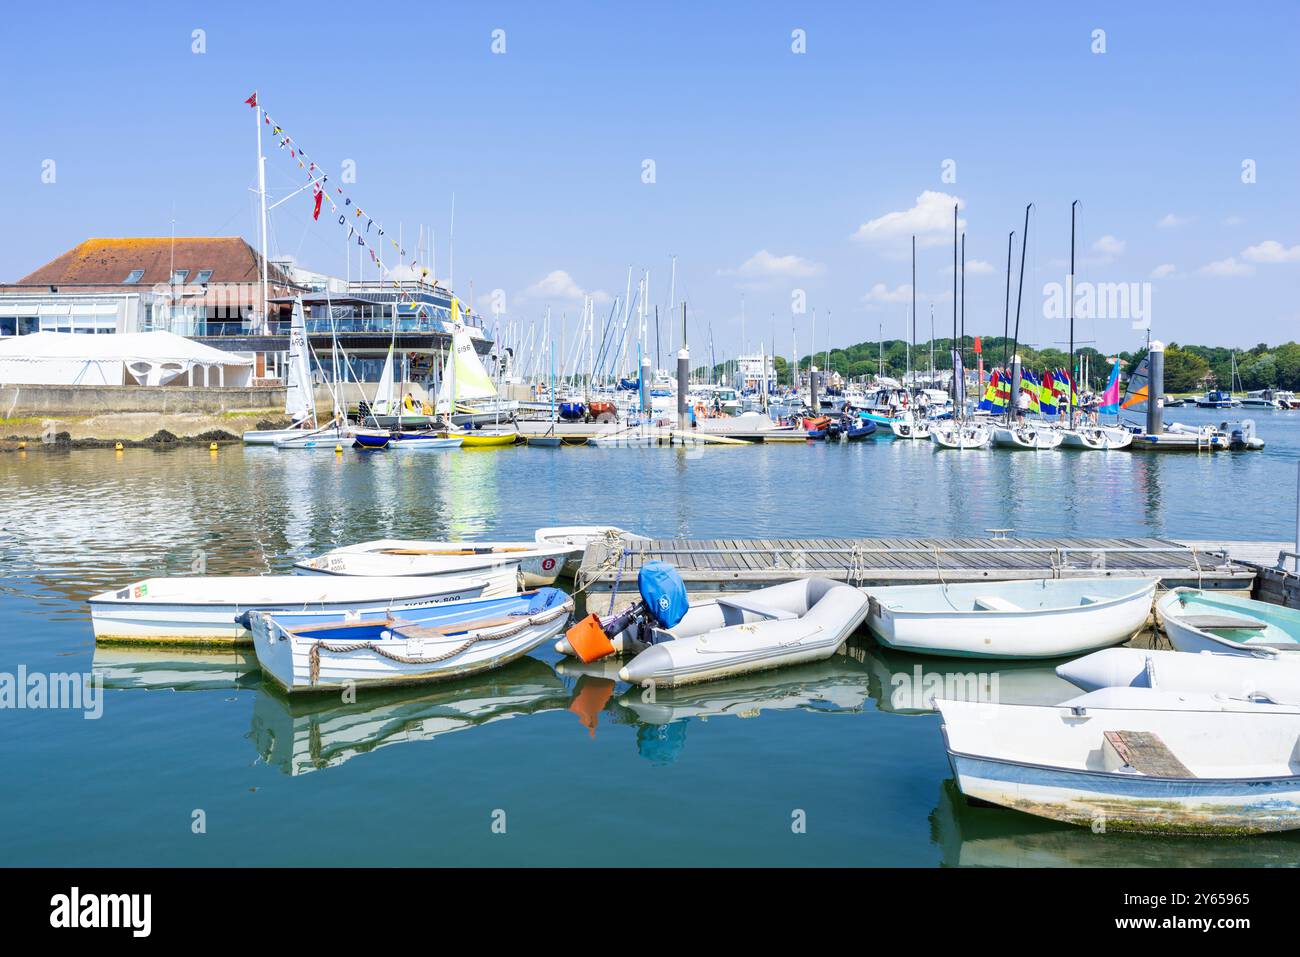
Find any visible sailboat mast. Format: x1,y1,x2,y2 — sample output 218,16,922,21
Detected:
1003,230,1014,369
952,204,958,404
255,91,270,333
1069,199,1079,423
1009,204,1033,419
910,235,916,393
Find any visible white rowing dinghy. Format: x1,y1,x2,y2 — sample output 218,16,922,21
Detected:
88,574,492,644
865,577,1156,658
617,578,871,688
533,525,648,576
296,539,578,587
251,588,573,693
1158,588,1300,656
939,688,1300,834
1057,647,1300,702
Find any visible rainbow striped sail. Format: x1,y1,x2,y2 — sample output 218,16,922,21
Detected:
1098,358,1122,414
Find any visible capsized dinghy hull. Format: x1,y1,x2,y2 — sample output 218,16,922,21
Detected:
940,691,1300,834
252,588,573,693
88,574,492,644
866,577,1157,658
533,526,648,577
617,577,871,688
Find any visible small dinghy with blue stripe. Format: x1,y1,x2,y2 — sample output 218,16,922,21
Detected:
555,561,871,688
250,588,573,693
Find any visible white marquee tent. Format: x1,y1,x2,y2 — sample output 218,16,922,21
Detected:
0,331,254,387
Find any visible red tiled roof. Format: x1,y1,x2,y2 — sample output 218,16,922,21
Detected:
14,237,296,287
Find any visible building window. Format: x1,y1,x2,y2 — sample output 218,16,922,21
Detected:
192,269,213,285
123,269,145,284
171,269,189,284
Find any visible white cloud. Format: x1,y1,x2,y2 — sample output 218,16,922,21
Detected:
1157,213,1191,228
863,282,913,303
965,259,994,275
1224,215,1244,226
1198,257,1253,278
719,249,825,280
850,191,966,247
1241,240,1300,264
1149,263,1178,279
1092,235,1126,258
520,269,610,303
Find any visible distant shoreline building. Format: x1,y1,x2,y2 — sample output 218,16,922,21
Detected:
0,237,495,389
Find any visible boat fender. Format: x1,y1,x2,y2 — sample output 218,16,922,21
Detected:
564,613,618,663
233,610,254,631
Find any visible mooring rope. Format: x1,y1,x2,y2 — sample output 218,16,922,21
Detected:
307,599,574,684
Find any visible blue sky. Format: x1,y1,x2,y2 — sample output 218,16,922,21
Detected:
1,1,1296,360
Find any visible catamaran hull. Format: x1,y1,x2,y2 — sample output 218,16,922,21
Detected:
930,425,991,449
1058,427,1133,450
243,427,314,445
991,426,1063,450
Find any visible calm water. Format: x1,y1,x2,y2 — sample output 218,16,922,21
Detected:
3,408,1300,867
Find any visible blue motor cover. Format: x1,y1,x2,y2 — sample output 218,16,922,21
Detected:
638,561,688,628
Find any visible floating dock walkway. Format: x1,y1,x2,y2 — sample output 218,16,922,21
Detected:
576,536,1274,607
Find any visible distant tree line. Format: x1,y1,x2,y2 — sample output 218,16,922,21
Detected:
696,337,1300,393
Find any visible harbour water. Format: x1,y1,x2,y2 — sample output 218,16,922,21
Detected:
3,407,1299,866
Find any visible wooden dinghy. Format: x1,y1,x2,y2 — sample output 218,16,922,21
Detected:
1158,588,1300,656
297,539,578,587
939,688,1300,834
1058,647,1300,702
88,574,492,645
251,588,574,693
865,577,1156,658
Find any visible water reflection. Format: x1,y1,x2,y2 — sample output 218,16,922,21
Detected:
248,657,576,775
863,644,1076,715
91,645,260,691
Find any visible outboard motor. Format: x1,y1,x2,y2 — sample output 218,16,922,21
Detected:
562,561,688,662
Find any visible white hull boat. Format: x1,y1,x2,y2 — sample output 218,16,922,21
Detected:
1057,426,1133,450
991,423,1063,450
297,539,578,587
533,526,648,577
274,426,354,450
252,588,573,693
1158,588,1300,656
88,574,492,644
889,413,931,440
390,436,464,451
617,578,871,688
243,424,315,446
939,688,1300,834
930,423,991,450
1058,647,1300,702
865,577,1156,658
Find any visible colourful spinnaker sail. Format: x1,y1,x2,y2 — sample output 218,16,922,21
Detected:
1098,358,1122,414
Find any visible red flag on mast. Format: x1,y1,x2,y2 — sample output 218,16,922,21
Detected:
244,92,258,108
312,184,323,221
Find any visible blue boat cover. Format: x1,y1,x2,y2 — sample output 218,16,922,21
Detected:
638,560,689,628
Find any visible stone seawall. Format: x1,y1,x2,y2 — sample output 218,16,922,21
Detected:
0,384,287,416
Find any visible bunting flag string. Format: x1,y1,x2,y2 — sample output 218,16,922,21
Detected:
245,92,433,306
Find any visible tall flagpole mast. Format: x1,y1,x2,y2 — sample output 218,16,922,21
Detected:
255,91,270,333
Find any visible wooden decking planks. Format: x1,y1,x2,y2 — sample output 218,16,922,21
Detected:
576,535,1260,594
